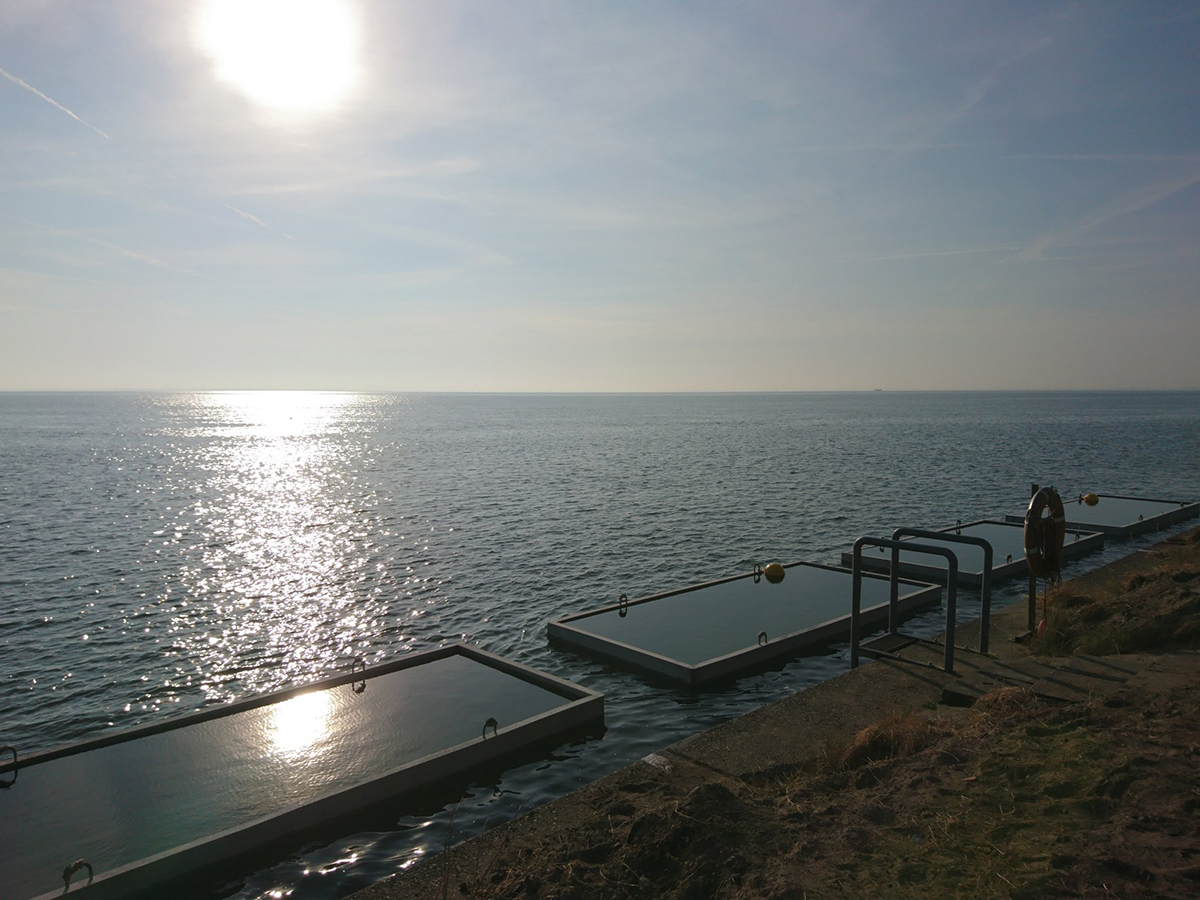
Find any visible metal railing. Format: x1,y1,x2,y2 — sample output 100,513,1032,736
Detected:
890,527,994,654
850,537,959,673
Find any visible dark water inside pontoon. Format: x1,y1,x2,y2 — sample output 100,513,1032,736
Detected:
0,654,571,900
1053,494,1194,530
878,520,1097,575
569,564,928,665
2,391,1198,899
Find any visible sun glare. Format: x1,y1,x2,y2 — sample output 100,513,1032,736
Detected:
196,0,361,115
269,689,333,758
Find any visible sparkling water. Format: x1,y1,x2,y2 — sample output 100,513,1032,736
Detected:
2,390,1197,898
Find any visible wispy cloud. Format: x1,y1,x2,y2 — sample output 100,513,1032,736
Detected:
0,64,111,139
11,217,195,275
919,35,1054,144
231,158,481,196
0,264,126,290
797,143,980,153
1014,172,1200,260
836,245,1020,262
68,231,193,273
225,203,268,227
1009,153,1200,162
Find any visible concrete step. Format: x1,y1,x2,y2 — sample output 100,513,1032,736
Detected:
942,654,1139,706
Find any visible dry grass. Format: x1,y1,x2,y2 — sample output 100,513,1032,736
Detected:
1032,561,1200,657
830,713,947,770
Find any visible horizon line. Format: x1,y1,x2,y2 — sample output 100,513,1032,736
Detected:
2,387,1198,395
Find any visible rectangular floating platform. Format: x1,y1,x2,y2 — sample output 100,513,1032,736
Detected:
840,519,1105,586
0,644,602,900
547,561,941,688
1003,493,1199,538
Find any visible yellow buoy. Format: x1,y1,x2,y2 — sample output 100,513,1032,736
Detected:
1084,493,1099,506
764,562,785,584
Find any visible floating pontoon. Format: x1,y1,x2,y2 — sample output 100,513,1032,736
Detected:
1004,493,1199,538
548,562,941,688
0,644,602,900
840,519,1104,586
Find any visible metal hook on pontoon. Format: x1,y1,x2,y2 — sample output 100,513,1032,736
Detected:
757,630,768,646
63,859,93,892
752,563,763,584
350,656,366,694
618,593,629,617
482,716,498,739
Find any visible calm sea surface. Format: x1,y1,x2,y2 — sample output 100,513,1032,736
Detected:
2,391,1198,898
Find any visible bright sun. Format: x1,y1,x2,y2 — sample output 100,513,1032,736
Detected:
195,0,361,115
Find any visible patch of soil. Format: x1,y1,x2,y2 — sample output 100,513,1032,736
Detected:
451,673,1200,900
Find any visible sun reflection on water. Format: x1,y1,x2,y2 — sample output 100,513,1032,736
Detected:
268,689,333,758
164,391,397,704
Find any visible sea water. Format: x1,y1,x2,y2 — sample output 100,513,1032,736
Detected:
2,391,1198,898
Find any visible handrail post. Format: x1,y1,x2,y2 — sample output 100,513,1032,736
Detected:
889,544,900,634
891,528,994,655
1028,483,1039,633
943,567,957,672
979,548,993,654
851,537,959,673
851,538,865,669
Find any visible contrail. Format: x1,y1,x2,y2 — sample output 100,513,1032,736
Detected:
0,64,111,139
225,203,269,227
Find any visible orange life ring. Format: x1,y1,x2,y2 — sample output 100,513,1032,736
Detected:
1024,486,1066,580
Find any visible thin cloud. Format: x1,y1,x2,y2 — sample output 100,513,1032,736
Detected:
71,232,192,273
790,142,980,154
0,264,127,290
232,157,481,196
0,64,111,139
17,219,196,275
225,204,268,227
918,35,1054,145
836,245,1019,262
1010,153,1200,162
1013,172,1200,260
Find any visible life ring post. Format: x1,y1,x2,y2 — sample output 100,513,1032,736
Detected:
1024,483,1066,636
1027,483,1039,633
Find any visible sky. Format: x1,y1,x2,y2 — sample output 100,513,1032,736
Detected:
1,0,1198,392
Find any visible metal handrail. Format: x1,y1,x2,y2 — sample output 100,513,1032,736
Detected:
891,528,994,654
850,537,959,673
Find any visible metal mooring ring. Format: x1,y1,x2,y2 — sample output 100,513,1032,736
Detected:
955,519,962,535
63,859,93,892
757,630,768,646
483,716,498,739
753,563,763,584
350,656,366,694
618,593,629,617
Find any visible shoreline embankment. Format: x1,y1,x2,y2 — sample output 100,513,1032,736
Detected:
350,526,1200,899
